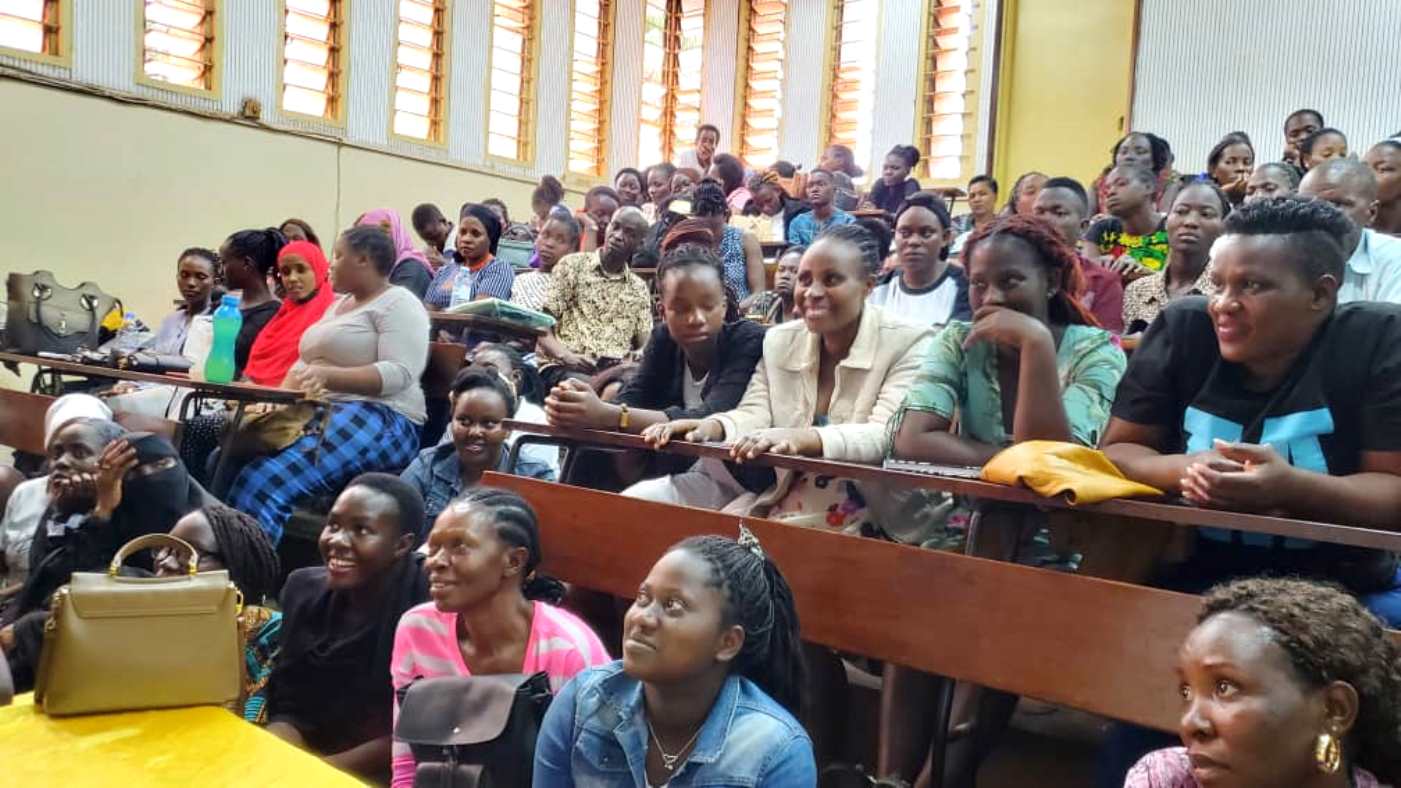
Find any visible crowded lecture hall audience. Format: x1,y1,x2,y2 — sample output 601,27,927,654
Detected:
4,89,1401,788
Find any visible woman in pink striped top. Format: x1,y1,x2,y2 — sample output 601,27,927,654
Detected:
389,488,610,788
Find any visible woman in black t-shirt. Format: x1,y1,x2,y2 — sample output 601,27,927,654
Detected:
1103,198,1401,621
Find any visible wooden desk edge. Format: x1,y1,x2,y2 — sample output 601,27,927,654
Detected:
0,352,305,402
503,420,1401,552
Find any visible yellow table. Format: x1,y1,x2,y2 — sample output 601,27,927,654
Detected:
0,694,362,787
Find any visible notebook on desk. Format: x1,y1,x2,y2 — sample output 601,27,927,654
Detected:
881,458,984,480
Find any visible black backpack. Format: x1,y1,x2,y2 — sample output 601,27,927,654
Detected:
394,672,553,788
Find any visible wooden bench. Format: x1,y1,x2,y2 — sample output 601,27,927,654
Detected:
0,389,183,455
422,341,467,400
486,473,1200,731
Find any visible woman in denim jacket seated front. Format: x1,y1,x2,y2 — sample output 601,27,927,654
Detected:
533,530,815,787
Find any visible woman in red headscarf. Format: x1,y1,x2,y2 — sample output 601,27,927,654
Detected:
243,241,335,387
177,242,334,491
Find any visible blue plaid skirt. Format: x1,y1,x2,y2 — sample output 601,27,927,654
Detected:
228,401,420,544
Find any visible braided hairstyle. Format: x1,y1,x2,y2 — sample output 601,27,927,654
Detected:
1199,578,1401,784
178,246,223,287
655,243,741,322
672,533,806,716
689,181,729,218
203,502,280,605
816,222,884,278
961,214,1098,327
452,487,566,604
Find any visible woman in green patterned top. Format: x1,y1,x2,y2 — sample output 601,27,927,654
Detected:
876,213,1126,788
1086,164,1171,277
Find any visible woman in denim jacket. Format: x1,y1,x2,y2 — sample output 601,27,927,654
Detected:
533,530,815,787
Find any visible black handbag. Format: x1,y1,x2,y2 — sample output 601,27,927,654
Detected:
111,351,193,375
395,672,553,788
4,271,118,354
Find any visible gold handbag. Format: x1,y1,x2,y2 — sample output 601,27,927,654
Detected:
33,534,244,716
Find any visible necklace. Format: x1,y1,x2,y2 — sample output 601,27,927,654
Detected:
646,719,703,772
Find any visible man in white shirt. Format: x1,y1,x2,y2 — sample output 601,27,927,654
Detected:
674,124,720,174
1299,158,1401,304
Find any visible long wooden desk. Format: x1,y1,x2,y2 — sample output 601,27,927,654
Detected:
0,694,360,786
503,420,1401,552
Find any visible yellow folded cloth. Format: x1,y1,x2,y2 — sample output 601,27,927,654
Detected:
981,440,1163,504
0,693,360,787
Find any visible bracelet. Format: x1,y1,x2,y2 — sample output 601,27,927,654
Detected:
618,403,630,430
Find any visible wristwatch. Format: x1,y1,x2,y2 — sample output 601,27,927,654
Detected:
618,403,630,430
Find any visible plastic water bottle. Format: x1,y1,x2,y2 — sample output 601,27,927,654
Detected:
204,294,242,384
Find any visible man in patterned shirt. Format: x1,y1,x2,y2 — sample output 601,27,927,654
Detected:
536,207,653,381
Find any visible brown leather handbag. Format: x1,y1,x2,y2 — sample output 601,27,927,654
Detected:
33,534,244,716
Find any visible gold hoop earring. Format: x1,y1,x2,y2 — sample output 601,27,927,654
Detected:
1315,731,1341,774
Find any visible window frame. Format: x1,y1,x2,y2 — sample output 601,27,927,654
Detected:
564,0,616,180
817,0,880,173
913,0,976,185
388,0,452,148
483,0,541,166
731,0,790,168
134,0,222,99
277,0,349,126
0,0,73,67
636,0,706,167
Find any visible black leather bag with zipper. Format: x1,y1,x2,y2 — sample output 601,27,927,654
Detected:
4,271,119,354
394,671,553,788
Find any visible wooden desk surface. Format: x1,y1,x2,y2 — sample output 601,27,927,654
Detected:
0,352,304,403
504,420,1401,552
426,311,548,337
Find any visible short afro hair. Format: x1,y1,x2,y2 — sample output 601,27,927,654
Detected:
1221,196,1352,282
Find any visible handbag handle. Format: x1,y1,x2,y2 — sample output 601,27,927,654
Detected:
109,533,199,577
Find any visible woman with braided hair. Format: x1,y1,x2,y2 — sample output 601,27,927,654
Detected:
534,527,815,786
1126,577,1401,788
157,502,282,723
882,213,1126,787
390,487,608,788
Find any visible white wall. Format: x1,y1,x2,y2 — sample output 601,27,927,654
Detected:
1132,0,1401,172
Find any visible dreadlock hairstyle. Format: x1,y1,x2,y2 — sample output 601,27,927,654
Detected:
203,502,280,605
961,214,1098,327
655,243,742,322
178,246,224,288
1199,578,1401,785
816,222,884,278
451,487,566,604
671,531,806,716
471,341,545,404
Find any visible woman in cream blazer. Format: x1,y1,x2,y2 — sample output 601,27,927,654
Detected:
641,224,932,520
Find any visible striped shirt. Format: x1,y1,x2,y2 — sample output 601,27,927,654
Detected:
389,600,610,788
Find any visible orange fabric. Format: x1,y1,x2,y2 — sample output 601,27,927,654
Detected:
464,252,494,274
981,440,1163,505
0,693,359,786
